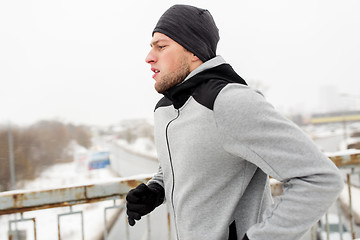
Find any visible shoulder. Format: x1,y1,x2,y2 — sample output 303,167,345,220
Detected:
190,63,247,110
214,84,274,129
215,84,266,109
192,79,229,110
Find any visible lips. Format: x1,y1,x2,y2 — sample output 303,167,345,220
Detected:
151,68,160,79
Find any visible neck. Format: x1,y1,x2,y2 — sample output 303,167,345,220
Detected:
189,60,203,72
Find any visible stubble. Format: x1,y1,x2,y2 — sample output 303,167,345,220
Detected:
155,57,191,94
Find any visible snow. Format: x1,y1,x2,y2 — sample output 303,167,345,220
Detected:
326,149,360,157
116,137,157,160
0,160,121,240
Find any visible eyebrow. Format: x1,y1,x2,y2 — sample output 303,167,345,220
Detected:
150,38,169,47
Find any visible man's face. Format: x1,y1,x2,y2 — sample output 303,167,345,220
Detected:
145,32,193,93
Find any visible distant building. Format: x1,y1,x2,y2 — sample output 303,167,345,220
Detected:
318,85,348,113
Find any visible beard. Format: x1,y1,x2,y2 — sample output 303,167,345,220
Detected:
155,58,191,94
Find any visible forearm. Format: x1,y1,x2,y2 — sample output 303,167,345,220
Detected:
247,168,343,239
147,164,165,189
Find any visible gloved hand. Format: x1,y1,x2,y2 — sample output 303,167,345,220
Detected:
126,183,165,226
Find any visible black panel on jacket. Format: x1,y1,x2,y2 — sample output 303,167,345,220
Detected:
192,78,228,110
154,96,173,111
155,63,247,110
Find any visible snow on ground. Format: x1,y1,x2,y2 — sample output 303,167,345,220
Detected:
116,137,157,160
0,160,121,240
326,149,360,157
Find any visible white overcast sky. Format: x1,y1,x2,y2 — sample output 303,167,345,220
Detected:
1,0,359,126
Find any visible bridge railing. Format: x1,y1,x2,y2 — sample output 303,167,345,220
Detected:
0,151,360,240
326,150,360,240
0,174,155,240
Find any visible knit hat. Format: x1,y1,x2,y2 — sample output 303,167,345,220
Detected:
153,4,220,62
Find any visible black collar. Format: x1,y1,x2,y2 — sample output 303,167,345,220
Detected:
160,63,247,109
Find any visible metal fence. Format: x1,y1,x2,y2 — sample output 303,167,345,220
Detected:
325,151,360,240
0,174,155,240
0,152,359,240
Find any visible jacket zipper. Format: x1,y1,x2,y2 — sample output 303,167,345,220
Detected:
165,109,180,239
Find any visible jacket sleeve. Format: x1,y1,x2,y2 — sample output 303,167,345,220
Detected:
214,84,344,240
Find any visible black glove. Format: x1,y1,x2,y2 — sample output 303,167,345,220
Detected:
126,183,165,226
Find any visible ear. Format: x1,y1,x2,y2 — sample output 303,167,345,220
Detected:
191,54,202,63
189,54,203,72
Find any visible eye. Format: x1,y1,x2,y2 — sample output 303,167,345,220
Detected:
158,45,166,50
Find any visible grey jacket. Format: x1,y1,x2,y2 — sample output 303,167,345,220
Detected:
148,56,343,240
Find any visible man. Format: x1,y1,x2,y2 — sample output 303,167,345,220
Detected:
126,4,344,240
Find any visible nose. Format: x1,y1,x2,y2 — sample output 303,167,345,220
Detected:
145,49,156,64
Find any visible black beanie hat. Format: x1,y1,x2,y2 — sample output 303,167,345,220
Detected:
153,4,220,62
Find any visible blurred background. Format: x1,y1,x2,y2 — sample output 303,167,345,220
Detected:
1,0,360,197
1,0,359,126
1,1,360,239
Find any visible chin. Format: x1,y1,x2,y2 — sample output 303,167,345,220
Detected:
154,85,164,94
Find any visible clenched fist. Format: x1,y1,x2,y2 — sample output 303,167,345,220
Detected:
126,183,165,226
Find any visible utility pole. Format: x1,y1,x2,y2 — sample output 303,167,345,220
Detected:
8,122,20,240
8,122,16,190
